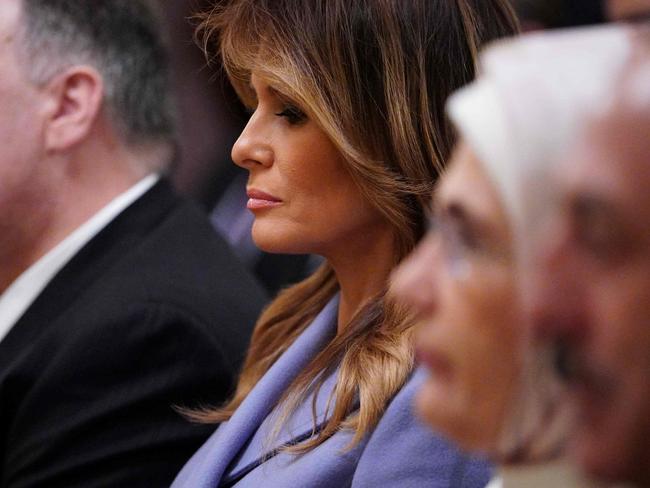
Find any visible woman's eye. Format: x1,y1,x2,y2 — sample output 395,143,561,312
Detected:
447,219,479,253
428,214,479,254
455,223,480,252
275,105,307,125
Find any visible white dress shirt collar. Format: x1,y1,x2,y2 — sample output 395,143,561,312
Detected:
486,460,611,488
0,174,159,345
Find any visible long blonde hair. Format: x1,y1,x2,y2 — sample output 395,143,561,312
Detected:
192,0,519,451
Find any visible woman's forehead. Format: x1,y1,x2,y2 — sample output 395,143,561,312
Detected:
437,147,499,210
435,145,512,237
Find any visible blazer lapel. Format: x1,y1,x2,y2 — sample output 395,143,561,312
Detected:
222,362,343,485
0,180,178,372
172,295,339,488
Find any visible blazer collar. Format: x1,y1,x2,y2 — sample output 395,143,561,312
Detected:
0,180,178,371
173,295,340,488
223,362,343,484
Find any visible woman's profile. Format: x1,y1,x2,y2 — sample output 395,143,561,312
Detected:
392,24,633,488
172,1,518,486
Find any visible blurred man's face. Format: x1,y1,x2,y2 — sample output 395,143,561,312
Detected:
0,0,44,201
606,0,650,22
529,111,650,485
0,0,53,282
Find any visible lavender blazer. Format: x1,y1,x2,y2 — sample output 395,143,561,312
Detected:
172,296,492,487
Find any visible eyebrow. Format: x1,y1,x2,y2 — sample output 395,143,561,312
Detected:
247,80,295,105
268,85,301,109
440,197,511,251
566,191,650,255
444,201,469,223
435,199,480,235
248,76,277,97
436,198,487,234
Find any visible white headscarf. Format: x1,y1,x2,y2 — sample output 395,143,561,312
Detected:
447,24,632,243
445,24,635,464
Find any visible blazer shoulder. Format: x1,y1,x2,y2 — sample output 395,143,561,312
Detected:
352,368,493,487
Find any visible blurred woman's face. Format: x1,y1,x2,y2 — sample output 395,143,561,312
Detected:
231,73,390,258
392,143,523,452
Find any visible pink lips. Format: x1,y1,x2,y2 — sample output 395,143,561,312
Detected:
246,188,283,210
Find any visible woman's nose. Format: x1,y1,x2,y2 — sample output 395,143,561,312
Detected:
231,113,274,170
391,235,440,316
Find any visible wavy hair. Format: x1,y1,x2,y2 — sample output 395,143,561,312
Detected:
191,0,519,451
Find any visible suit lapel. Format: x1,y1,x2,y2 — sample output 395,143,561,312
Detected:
0,180,178,372
174,296,339,488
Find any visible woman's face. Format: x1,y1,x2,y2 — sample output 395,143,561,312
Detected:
392,144,523,452
232,74,389,257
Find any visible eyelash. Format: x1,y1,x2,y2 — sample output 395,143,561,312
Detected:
275,104,307,125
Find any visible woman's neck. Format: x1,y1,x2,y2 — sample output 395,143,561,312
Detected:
325,224,396,334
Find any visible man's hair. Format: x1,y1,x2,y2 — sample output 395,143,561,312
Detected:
19,0,177,153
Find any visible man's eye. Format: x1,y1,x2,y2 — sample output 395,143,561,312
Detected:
574,215,623,258
275,105,307,125
571,197,628,259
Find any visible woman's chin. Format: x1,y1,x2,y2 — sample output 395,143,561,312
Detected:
251,222,301,254
415,378,494,453
415,376,456,433
251,219,326,256
252,237,293,254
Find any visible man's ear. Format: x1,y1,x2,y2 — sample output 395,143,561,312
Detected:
43,66,104,153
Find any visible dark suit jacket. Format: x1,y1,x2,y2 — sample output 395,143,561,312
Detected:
0,180,267,488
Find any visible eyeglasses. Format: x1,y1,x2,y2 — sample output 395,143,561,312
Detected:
426,209,512,281
427,213,474,280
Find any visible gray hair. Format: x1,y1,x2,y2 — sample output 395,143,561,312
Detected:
19,0,177,160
